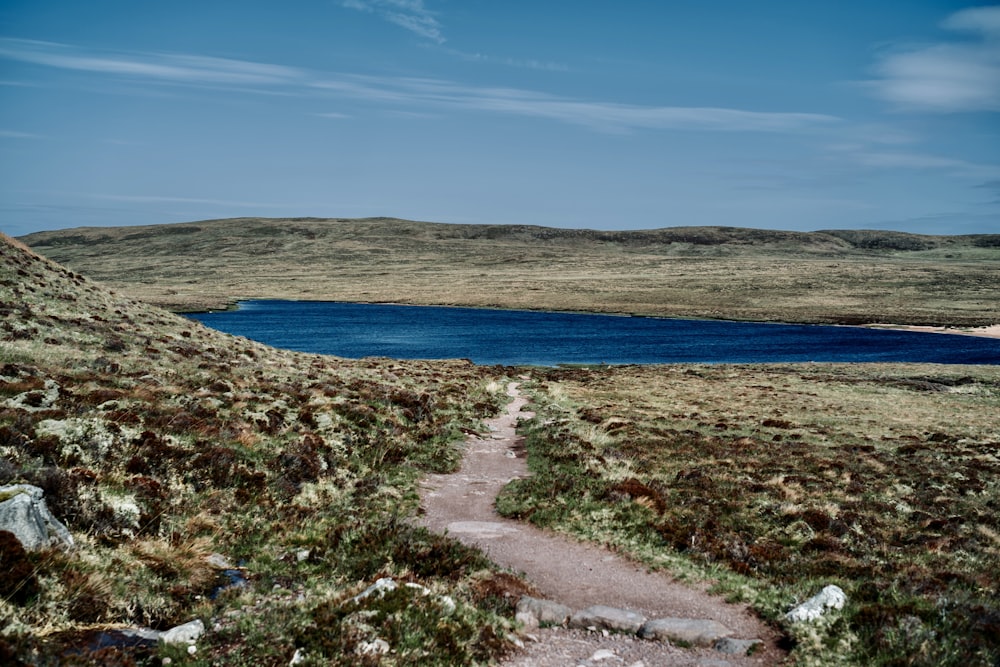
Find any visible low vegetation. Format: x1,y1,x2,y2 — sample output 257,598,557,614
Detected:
6,219,1000,665
498,364,1000,666
19,218,1000,327
0,235,522,665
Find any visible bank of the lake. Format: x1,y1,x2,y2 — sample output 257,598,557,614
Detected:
188,301,1000,366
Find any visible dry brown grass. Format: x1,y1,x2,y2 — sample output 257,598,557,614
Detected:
19,218,1000,327
499,363,1000,665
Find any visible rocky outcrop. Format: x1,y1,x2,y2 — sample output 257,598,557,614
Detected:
0,484,74,551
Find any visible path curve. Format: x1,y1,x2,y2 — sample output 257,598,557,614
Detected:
418,382,785,666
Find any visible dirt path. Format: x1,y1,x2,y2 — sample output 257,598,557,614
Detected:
417,382,786,666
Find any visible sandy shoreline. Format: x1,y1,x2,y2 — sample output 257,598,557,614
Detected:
866,323,1000,340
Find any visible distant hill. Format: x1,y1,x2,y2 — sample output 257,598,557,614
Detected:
20,218,1000,326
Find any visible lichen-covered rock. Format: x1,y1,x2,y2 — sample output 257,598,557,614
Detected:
785,584,847,623
0,484,74,551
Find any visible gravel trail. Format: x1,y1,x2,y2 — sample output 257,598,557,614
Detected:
417,382,786,666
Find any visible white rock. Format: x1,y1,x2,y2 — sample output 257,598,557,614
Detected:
160,619,205,645
404,582,430,596
352,577,397,603
591,648,618,661
785,584,847,623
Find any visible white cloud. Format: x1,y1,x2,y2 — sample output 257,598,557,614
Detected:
828,144,1000,182
311,75,839,133
943,5,1000,33
0,37,838,134
869,5,1000,112
0,38,303,86
339,0,444,44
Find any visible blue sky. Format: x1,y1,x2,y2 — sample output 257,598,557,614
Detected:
1,1,998,236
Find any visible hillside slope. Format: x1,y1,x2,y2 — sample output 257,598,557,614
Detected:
21,218,1000,326
0,234,518,664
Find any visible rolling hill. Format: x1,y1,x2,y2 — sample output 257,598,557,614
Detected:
20,218,1000,326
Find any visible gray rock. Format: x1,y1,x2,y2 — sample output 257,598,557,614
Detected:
569,605,647,634
784,584,847,623
516,596,572,627
714,637,763,655
638,617,732,647
160,619,205,645
0,484,74,551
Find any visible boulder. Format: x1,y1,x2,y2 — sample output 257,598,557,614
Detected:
569,605,646,634
0,484,74,551
516,596,572,627
638,617,732,647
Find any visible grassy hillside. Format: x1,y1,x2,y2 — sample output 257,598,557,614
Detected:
0,234,522,665
20,218,1000,327
504,363,1000,666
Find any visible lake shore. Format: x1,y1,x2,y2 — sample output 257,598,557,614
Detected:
866,323,1000,339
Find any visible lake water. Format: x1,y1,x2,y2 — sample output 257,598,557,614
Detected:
187,300,1000,366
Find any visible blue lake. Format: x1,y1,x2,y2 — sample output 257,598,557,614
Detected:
187,300,1000,366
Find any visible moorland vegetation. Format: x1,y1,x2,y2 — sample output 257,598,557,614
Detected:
19,218,1000,327
4,220,1000,666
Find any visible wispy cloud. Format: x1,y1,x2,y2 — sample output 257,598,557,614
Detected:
0,38,304,86
311,75,839,132
827,144,1000,184
340,0,444,44
868,5,1000,112
89,193,281,208
0,129,43,139
439,46,569,72
0,37,838,134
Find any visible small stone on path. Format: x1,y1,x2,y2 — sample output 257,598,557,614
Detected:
638,617,732,647
569,606,647,634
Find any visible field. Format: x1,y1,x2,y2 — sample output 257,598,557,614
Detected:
499,363,1000,665
19,218,1000,327
6,220,1000,665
